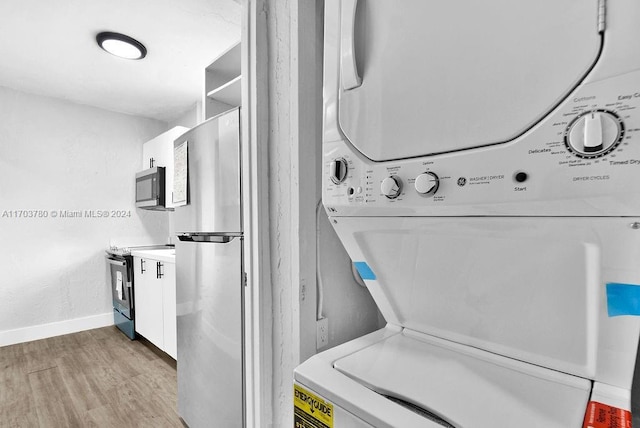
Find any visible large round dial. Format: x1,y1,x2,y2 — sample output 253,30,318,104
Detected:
564,110,624,158
329,158,348,184
414,172,439,195
381,176,402,199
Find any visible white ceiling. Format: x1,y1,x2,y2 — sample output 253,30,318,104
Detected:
0,0,241,123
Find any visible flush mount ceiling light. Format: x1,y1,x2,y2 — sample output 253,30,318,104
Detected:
96,32,147,60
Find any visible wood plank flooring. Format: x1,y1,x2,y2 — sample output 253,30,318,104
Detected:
0,326,184,428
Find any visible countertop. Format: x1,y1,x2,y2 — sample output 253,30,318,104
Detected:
130,248,176,264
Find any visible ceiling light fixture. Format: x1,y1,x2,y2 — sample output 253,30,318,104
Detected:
96,32,147,60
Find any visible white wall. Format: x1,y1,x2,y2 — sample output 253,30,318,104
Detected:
167,102,201,129
0,86,168,344
317,210,384,349
266,1,296,422
264,1,382,425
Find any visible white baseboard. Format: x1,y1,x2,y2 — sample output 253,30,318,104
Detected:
0,312,114,347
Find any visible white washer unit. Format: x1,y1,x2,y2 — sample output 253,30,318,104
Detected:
294,0,640,427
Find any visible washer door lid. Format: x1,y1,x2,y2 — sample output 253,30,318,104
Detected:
334,332,591,428
337,0,602,161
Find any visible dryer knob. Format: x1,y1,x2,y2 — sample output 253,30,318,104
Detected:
329,158,348,184
566,111,623,157
381,176,402,199
414,172,439,195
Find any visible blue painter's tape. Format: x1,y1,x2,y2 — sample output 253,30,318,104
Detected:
354,262,376,281
606,283,640,317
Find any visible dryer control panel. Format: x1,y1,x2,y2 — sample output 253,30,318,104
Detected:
564,110,625,158
323,70,640,217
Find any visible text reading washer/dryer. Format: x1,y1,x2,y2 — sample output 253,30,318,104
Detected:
294,0,640,427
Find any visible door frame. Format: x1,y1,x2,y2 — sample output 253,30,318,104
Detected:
241,0,325,425
241,0,273,426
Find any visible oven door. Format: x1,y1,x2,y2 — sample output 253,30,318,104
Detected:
107,257,133,320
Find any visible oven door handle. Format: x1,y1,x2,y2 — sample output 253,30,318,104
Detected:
107,258,126,267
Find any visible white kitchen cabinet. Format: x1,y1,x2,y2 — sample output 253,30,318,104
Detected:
133,256,164,348
133,255,177,359
204,42,241,121
142,126,188,209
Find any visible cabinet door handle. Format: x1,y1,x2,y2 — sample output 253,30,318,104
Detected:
141,259,146,274
157,261,164,279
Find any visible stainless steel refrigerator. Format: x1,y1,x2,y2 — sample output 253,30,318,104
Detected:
173,108,244,428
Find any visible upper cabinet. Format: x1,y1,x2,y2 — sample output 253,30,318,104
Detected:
142,126,189,210
204,42,241,121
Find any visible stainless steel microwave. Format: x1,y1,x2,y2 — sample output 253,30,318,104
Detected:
135,167,166,210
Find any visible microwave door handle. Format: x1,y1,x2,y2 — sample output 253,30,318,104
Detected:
341,0,361,90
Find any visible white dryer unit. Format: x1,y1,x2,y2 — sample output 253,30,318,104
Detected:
295,0,640,427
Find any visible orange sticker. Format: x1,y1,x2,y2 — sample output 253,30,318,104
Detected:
583,401,631,428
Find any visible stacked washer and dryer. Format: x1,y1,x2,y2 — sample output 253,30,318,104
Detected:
294,0,640,427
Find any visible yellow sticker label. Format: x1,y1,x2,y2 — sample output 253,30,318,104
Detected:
294,384,334,428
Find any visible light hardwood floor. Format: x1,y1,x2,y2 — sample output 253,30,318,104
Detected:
0,326,184,427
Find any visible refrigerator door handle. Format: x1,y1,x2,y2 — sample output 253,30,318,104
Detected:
177,234,235,244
